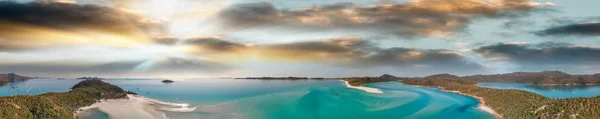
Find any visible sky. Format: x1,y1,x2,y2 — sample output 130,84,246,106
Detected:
0,0,599,78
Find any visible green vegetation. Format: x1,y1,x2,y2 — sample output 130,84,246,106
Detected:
0,79,128,119
343,74,403,86
402,74,600,119
463,71,600,85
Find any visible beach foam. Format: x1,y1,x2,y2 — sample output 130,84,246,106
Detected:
342,80,383,93
158,107,197,112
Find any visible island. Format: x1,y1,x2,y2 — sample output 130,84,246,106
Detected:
0,79,128,119
0,73,31,85
161,79,174,83
404,74,600,119
347,73,600,119
76,77,103,80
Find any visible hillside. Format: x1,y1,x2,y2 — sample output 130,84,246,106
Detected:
462,71,600,85
402,74,600,119
0,79,127,119
343,74,403,86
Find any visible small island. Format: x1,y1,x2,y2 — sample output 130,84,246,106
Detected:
162,79,174,83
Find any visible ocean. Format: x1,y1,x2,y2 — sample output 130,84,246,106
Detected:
1,79,496,119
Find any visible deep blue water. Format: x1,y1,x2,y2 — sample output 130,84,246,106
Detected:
478,82,600,98
0,79,494,119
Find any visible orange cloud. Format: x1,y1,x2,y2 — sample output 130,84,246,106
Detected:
0,1,165,51
217,0,554,38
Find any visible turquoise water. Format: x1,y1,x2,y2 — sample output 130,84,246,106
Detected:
1,79,494,119
77,109,110,119
478,83,600,98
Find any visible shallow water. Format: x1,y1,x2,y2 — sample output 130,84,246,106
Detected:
77,109,110,119
478,82,600,98
1,79,494,119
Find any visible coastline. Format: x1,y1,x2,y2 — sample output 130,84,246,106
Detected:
437,86,502,119
341,80,383,93
75,94,173,119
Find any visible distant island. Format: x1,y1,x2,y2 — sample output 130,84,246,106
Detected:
162,79,174,83
463,70,600,85
0,79,128,119
0,73,31,85
76,77,103,80
234,77,327,80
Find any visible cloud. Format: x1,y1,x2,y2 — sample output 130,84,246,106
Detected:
0,57,233,78
474,42,600,72
535,22,600,37
502,19,536,29
217,0,553,38
256,37,376,63
177,36,487,74
183,36,249,53
0,1,165,51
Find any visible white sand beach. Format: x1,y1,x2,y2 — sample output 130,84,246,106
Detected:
75,94,195,119
342,80,383,93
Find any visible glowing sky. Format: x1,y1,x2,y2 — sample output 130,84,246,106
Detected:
1,0,599,78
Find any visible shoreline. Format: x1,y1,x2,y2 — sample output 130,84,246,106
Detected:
436,86,502,119
341,80,383,93
74,94,167,119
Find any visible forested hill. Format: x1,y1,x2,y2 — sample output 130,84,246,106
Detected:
343,74,403,86
0,73,31,85
402,74,600,119
462,71,600,85
0,79,128,119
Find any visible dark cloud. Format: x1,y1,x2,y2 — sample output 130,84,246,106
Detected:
359,47,487,74
153,36,179,45
0,1,164,35
178,37,487,74
217,0,552,38
258,37,377,61
173,35,486,74
535,22,600,36
0,57,232,77
0,1,166,51
474,42,600,72
183,36,248,52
